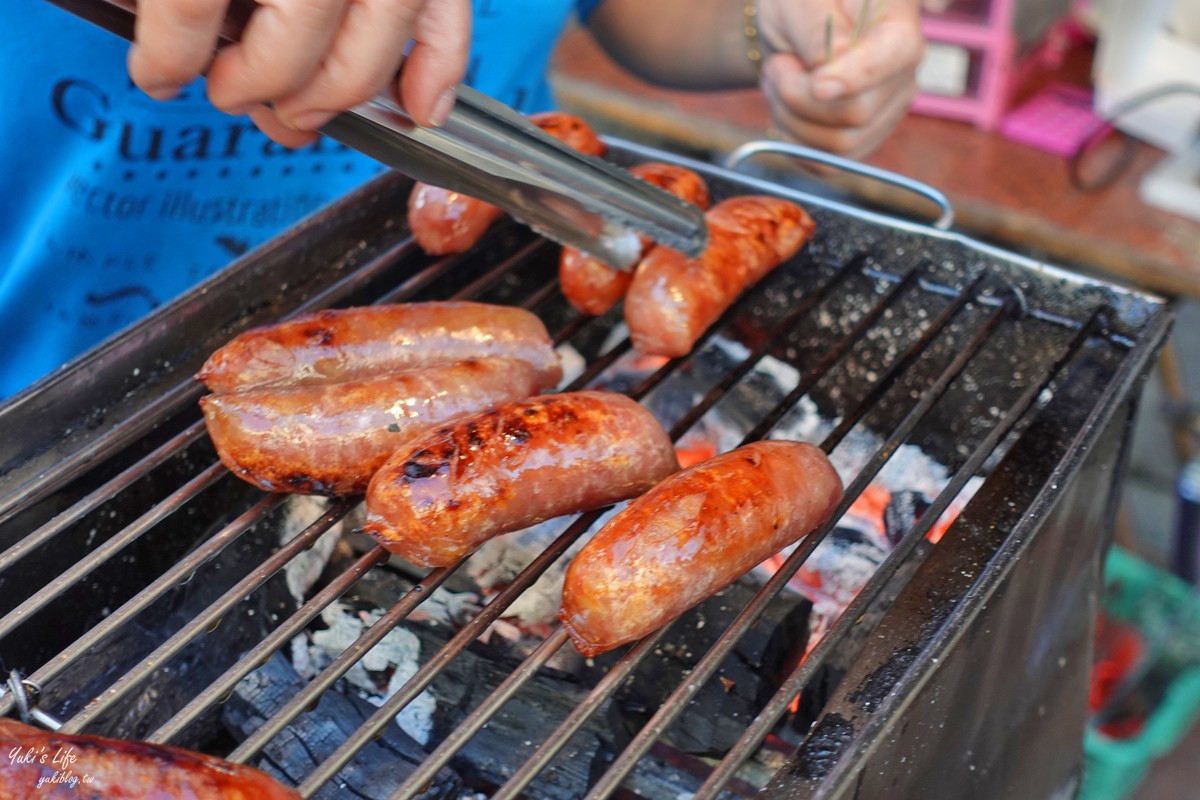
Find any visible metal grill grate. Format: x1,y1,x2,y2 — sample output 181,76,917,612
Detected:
0,140,1171,799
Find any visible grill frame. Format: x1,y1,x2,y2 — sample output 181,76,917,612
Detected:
0,138,1173,799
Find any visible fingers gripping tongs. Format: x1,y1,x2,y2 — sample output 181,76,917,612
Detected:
46,0,709,269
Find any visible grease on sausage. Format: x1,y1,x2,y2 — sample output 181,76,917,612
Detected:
196,301,561,394
624,195,816,357
560,440,843,657
559,162,711,316
0,718,299,799
201,357,546,496
362,390,679,567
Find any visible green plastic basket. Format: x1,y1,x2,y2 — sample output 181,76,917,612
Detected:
1080,547,1200,800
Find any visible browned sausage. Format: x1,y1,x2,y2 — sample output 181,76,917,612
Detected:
407,111,607,255
624,195,816,357
0,718,299,799
201,358,545,495
362,390,679,567
525,111,607,157
560,440,843,657
558,162,711,316
196,301,561,394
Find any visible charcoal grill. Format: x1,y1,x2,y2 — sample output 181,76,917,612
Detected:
0,137,1172,800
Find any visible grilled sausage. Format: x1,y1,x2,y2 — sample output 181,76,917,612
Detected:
407,111,606,255
362,390,679,567
560,440,843,657
624,195,816,358
0,718,298,799
201,358,546,495
406,187,507,256
196,301,561,394
558,162,711,316
525,111,608,156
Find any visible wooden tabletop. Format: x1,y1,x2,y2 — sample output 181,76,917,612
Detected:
549,27,1200,300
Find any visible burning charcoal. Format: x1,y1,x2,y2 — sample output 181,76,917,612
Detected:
789,661,846,738
792,527,887,620
580,577,812,757
883,491,930,547
400,623,625,799
222,652,461,800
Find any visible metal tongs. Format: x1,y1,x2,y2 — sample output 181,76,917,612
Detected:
47,0,709,269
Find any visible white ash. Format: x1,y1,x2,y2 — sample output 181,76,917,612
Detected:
278,495,350,605
796,537,886,620
407,587,483,628
555,343,587,390
291,602,435,745
467,505,623,628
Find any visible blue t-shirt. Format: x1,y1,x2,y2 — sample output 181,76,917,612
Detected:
1,0,600,399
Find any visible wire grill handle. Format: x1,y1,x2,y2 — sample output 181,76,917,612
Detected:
724,140,956,231
2,671,62,730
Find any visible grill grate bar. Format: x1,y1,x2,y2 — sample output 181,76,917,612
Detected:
578,292,1032,800
224,551,462,764
56,498,359,734
0,462,227,644
439,238,551,305
735,268,919,448
388,626,574,798
566,336,634,392
288,511,602,793
350,241,465,306
0,423,206,576
282,237,426,318
0,493,285,719
664,253,872,441
149,544,391,745
0,381,202,530
488,626,674,800
694,310,1065,800
736,276,922,449
819,272,987,452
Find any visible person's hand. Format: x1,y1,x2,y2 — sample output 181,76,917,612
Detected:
127,0,471,147
755,0,925,157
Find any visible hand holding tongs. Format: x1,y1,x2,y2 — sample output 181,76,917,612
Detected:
46,0,709,269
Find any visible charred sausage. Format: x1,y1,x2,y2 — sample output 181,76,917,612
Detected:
407,111,607,255
558,162,711,316
560,440,843,657
201,358,546,495
196,301,561,394
0,718,299,799
362,390,679,567
624,195,816,357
